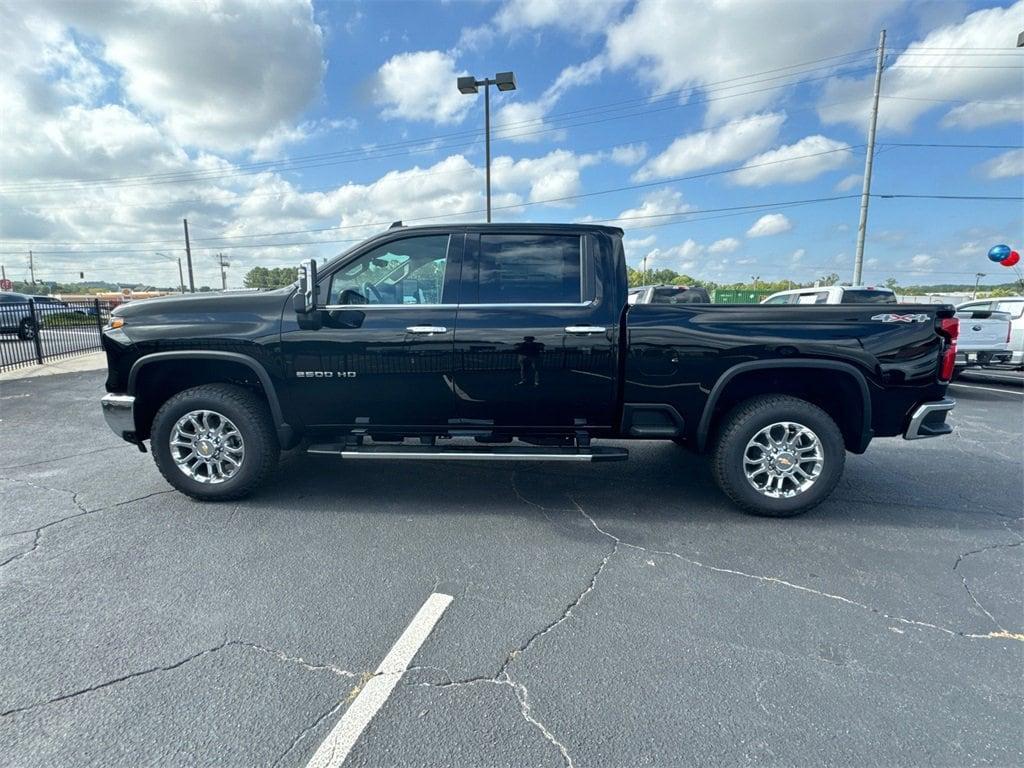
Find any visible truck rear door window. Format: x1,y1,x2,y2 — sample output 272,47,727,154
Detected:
477,234,581,304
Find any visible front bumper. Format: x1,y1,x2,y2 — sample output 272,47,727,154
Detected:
904,397,955,440
101,393,136,441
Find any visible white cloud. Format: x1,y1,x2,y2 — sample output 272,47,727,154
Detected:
491,149,600,205
493,56,605,142
634,113,784,181
708,237,741,255
374,50,472,125
647,240,704,272
791,248,806,264
942,100,1024,131
40,0,327,151
747,214,792,238
496,0,628,35
835,173,862,192
610,143,647,166
606,0,891,124
979,149,1024,180
731,136,852,187
623,234,656,261
614,189,693,223
910,254,936,269
819,1,1024,132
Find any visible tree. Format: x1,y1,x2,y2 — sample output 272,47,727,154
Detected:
243,266,298,289
884,277,898,290
818,272,841,286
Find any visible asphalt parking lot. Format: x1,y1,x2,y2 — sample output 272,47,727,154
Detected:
1,367,1022,767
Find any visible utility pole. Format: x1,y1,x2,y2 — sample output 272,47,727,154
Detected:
853,29,886,286
214,252,229,290
28,250,36,285
183,218,195,293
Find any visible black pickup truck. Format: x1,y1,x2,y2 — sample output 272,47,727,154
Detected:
100,223,958,516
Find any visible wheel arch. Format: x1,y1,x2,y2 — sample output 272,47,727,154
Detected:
696,360,872,454
128,351,294,446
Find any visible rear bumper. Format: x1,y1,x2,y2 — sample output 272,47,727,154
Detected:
956,350,1012,366
101,393,136,441
903,397,955,440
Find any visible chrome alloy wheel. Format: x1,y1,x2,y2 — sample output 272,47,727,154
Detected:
743,421,824,499
170,409,244,484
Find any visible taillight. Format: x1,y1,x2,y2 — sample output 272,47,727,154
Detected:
938,317,959,381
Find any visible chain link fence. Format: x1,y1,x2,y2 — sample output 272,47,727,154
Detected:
0,298,116,373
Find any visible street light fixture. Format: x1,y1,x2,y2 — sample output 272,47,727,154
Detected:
457,70,517,222
156,251,186,293
974,272,986,300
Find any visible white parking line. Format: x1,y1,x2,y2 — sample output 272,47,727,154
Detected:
950,383,1024,396
305,592,454,768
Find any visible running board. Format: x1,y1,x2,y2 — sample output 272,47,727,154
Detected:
306,443,628,462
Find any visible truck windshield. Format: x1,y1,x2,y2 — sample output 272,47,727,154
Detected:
841,290,896,304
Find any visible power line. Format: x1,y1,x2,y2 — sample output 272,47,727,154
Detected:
0,57,881,195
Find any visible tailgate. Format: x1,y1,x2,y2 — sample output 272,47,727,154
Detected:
955,310,1011,350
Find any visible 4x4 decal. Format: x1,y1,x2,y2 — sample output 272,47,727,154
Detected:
871,313,930,323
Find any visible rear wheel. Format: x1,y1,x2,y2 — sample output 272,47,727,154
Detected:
711,395,845,517
151,384,279,501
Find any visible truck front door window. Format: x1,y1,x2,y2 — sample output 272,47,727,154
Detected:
327,235,450,305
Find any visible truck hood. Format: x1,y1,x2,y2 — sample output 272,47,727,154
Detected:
112,287,292,320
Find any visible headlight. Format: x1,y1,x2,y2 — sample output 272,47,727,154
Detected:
106,317,125,330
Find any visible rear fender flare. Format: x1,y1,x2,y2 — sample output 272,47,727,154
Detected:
696,359,872,452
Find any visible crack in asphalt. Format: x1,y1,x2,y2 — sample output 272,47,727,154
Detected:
952,520,1024,635
0,638,359,720
0,443,134,471
0,478,175,570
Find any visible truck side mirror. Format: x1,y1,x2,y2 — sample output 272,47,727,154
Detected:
293,259,319,314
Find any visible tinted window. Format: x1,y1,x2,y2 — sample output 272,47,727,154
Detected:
763,294,792,304
841,290,896,304
327,235,450,305
478,234,581,304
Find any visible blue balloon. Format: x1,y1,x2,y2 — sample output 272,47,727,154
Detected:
988,244,1011,263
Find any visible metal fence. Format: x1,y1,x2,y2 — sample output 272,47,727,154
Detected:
0,298,116,373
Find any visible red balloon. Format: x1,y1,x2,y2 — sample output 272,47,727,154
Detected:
1000,251,1020,267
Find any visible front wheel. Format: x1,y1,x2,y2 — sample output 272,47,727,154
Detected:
711,395,845,517
151,384,279,501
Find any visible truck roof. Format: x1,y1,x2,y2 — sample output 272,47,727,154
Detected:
382,222,625,237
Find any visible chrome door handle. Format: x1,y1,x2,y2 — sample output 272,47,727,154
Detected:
406,325,448,334
565,326,606,334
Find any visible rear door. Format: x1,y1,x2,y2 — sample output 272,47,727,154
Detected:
451,231,618,430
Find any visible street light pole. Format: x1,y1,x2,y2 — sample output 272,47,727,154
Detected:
974,272,985,300
458,71,517,223
156,252,185,293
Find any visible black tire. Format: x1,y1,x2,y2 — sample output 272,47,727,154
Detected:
151,384,279,501
711,395,845,517
18,318,37,340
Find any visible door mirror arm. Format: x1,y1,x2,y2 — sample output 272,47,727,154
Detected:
293,259,319,314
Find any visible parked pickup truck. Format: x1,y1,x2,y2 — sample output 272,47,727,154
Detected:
100,223,958,517
952,304,1013,374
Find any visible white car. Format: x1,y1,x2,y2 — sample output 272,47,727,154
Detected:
956,296,1024,368
761,286,897,305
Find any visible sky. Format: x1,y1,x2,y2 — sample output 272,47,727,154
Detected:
0,0,1022,290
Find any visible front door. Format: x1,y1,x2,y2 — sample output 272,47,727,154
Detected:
451,231,618,431
281,233,460,430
